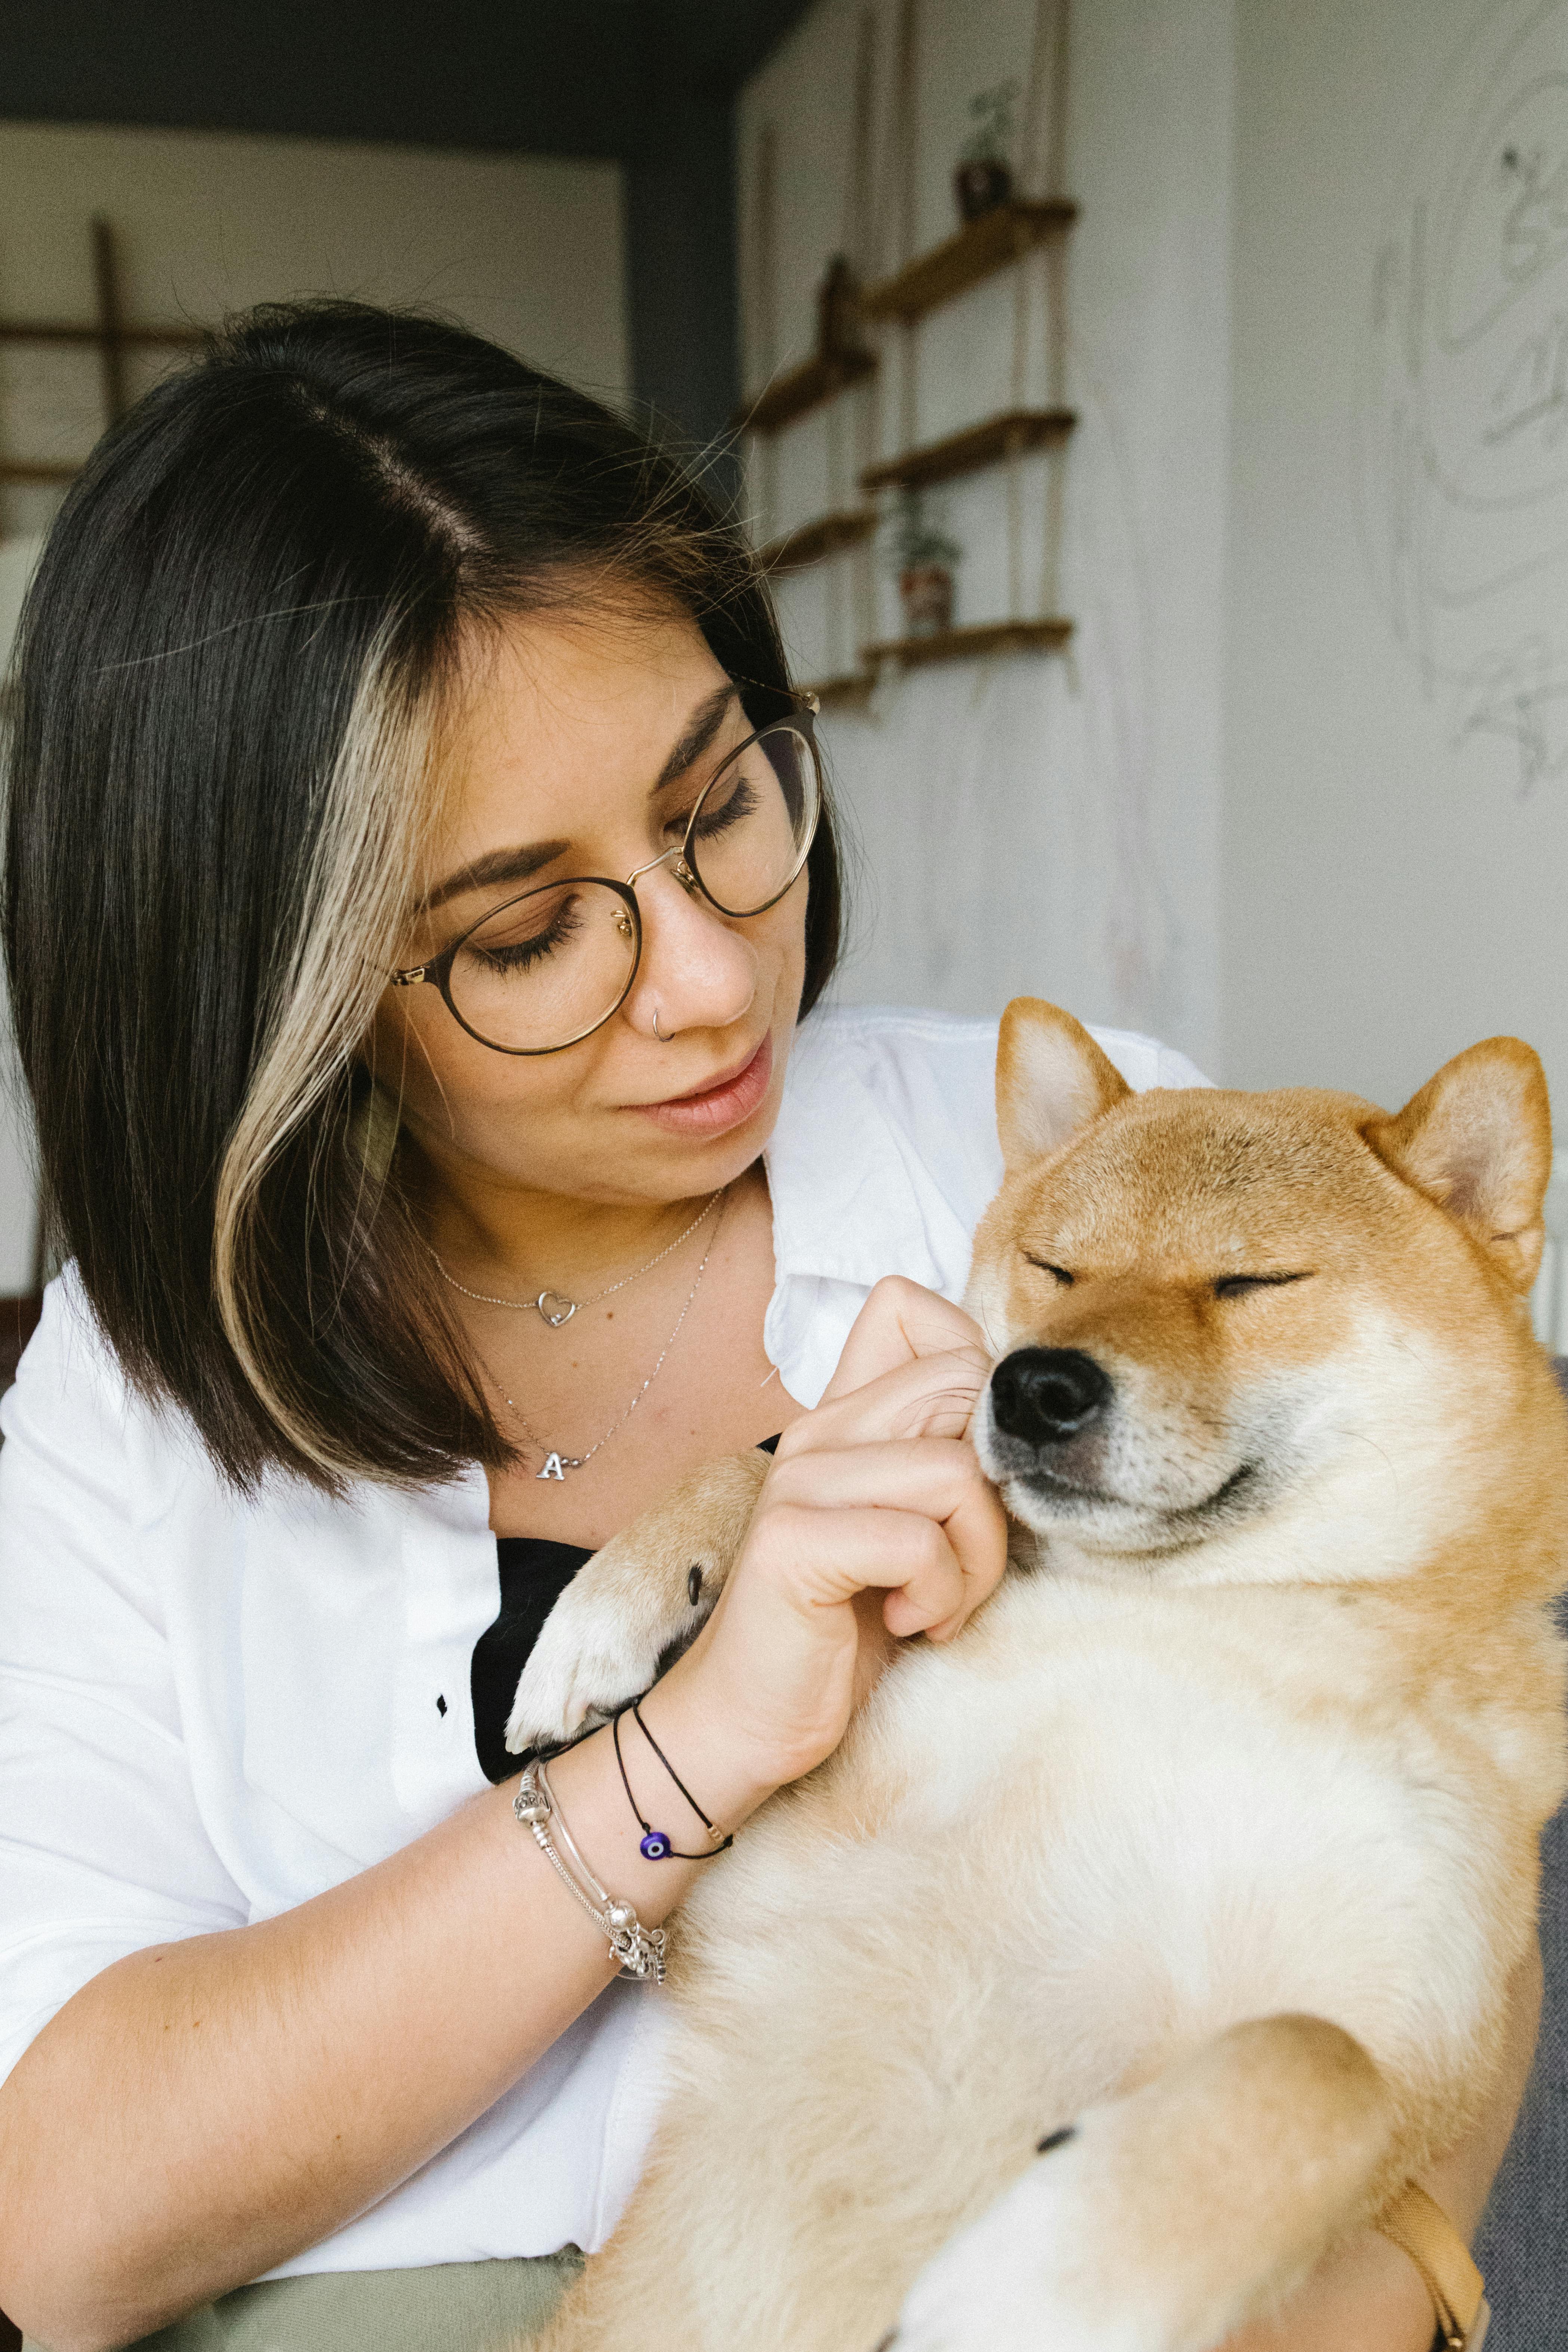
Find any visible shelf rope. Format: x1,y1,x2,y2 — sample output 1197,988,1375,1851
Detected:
1010,0,1071,622
845,9,879,683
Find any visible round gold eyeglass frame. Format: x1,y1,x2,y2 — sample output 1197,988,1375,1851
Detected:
388,693,822,1057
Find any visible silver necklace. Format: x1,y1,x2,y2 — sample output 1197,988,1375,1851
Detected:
427,1190,722,1329
489,1189,728,1481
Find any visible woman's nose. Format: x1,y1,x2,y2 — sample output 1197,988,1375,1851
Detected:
623,856,757,1041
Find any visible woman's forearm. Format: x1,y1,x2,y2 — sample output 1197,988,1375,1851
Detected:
0,1670,780,2352
0,1299,1005,2352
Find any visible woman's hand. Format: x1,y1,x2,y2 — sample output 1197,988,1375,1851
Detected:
0,1274,1005,2350
659,1276,1008,1795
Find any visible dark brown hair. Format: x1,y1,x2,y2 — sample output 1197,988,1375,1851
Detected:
3,300,843,1489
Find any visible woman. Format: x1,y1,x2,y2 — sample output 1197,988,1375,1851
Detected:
0,305,1535,2352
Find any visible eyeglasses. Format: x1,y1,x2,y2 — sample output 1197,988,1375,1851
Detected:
389,698,822,1055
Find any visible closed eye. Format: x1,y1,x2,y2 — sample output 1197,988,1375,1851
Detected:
1023,1254,1075,1286
1213,1271,1312,1300
665,770,761,846
468,896,584,975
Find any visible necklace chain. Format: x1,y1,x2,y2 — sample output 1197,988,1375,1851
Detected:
427,1190,722,1327
477,1188,729,1480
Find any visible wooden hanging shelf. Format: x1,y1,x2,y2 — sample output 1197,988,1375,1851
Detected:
861,407,1076,493
0,222,208,493
0,319,203,350
0,459,80,484
863,617,1073,671
798,669,877,710
733,348,877,438
860,199,1078,324
759,508,879,573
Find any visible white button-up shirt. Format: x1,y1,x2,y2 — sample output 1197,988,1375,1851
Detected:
0,1005,1204,2274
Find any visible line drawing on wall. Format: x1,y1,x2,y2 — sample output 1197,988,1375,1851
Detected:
1359,0,1568,796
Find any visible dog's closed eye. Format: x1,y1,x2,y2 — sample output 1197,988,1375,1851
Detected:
1023,1254,1075,1286
1213,1271,1312,1300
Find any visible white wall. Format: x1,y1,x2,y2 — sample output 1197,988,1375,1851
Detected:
0,122,628,536
0,121,630,1288
745,0,1568,1141
737,0,1232,1074
1224,0,1568,1115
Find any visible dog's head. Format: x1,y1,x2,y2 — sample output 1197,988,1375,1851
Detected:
968,999,1561,1580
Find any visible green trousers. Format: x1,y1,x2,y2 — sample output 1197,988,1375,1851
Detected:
23,2249,582,2352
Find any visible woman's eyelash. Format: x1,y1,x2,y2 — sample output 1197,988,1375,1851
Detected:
668,775,760,843
473,903,583,972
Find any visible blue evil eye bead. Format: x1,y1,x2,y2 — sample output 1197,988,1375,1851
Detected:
639,1829,673,1860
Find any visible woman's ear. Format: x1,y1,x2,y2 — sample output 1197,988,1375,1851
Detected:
1362,1036,1553,1293
996,997,1131,1175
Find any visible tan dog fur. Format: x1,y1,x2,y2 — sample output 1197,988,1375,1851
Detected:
507,1000,1568,2352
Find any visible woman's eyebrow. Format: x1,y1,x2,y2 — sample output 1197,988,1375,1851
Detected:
422,685,739,913
649,683,740,795
424,837,571,914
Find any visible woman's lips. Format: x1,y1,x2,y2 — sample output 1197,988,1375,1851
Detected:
630,1032,774,1137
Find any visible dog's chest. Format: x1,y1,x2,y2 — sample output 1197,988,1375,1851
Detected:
671,1578,1488,2102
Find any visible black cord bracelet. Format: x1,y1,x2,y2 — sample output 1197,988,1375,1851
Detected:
631,1699,730,1838
612,1704,733,1861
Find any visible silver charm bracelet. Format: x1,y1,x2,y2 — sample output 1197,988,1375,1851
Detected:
513,1758,666,1985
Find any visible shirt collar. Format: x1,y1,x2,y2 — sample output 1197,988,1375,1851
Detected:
762,1007,957,1297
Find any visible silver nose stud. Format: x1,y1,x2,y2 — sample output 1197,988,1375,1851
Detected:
652,1009,674,1043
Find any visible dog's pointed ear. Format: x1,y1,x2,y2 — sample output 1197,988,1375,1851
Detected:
1363,1037,1553,1292
996,997,1132,1173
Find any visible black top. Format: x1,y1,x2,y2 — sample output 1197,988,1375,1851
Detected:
470,1434,783,1783
472,1536,594,1783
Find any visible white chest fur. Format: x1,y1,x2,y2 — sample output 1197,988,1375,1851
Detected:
653,1571,1518,2285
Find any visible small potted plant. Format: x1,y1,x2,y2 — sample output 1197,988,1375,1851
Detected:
890,489,961,637
955,80,1020,223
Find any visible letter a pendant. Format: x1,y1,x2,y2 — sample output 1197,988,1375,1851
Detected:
536,1452,568,1481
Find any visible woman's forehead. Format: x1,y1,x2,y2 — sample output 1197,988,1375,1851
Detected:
442,604,737,851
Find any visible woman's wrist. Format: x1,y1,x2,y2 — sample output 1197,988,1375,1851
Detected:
631,1655,788,1832
525,1681,783,1937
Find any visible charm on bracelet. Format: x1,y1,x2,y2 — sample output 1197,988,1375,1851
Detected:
513,1760,666,1985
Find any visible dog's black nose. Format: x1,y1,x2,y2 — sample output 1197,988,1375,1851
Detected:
991,1348,1112,1445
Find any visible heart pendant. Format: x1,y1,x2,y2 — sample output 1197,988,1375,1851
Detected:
535,1292,579,1328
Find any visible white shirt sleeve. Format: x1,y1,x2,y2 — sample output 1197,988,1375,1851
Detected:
0,1282,247,2090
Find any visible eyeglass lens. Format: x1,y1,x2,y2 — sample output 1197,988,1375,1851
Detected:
446,722,819,1053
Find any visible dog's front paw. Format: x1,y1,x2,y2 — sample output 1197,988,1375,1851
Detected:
504,1449,768,1755
892,2143,1149,2352
504,1564,708,1753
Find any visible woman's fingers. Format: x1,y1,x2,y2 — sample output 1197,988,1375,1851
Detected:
819,1277,993,1405
763,1438,1007,1630
690,1279,1008,1785
779,1345,993,1456
748,1501,973,1638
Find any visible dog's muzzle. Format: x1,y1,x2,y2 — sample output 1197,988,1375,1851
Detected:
989,1348,1112,1449
983,1344,1276,1546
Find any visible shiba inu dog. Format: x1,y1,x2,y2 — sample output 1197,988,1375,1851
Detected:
507,998,1568,2352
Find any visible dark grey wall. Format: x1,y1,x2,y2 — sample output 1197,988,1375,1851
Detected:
0,0,809,458
624,106,740,475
